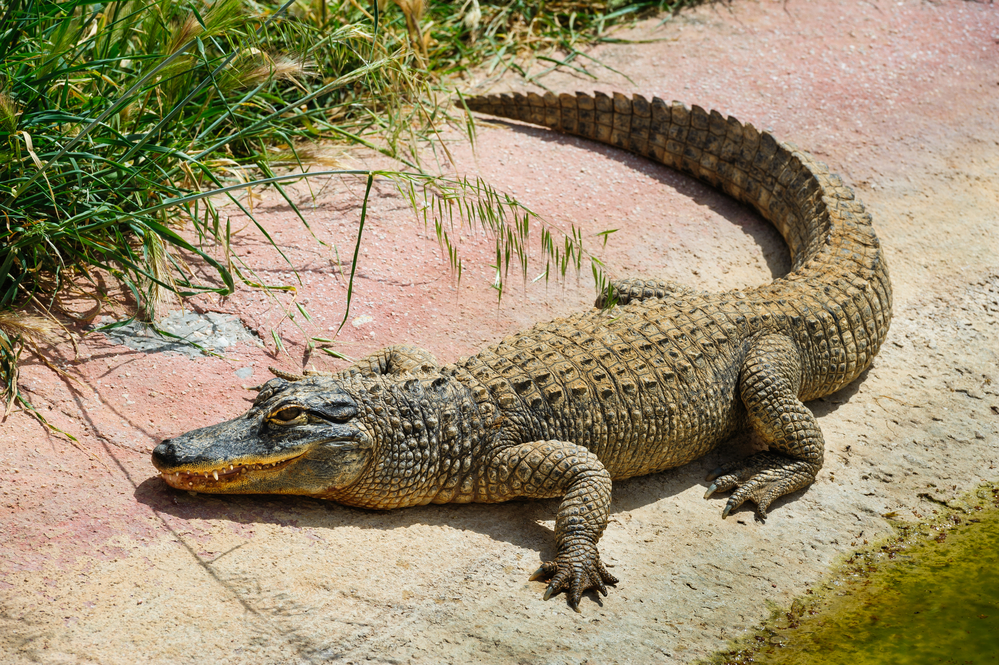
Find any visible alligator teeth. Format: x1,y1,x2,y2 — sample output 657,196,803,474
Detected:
159,460,290,487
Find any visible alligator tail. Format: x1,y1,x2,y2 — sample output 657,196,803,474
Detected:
463,90,892,397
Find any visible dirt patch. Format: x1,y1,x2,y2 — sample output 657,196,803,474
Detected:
2,1,998,663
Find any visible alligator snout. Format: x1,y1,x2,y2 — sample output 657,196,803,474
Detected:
152,440,176,469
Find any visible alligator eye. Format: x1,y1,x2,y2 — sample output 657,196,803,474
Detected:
268,407,305,424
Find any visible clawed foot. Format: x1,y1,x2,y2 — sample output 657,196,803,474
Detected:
530,543,618,610
703,452,820,519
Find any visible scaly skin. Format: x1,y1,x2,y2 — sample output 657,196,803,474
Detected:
152,91,892,609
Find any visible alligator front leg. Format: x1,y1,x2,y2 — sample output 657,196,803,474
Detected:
340,345,439,378
705,334,824,518
481,441,617,609
267,345,438,383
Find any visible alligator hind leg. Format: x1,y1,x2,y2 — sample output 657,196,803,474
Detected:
594,278,698,308
704,334,824,518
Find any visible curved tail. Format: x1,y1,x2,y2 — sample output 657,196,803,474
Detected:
464,90,892,397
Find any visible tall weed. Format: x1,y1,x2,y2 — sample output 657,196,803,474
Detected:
0,0,693,422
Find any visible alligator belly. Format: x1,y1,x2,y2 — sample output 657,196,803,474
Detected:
582,388,746,481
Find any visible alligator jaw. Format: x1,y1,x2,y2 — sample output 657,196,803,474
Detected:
158,454,304,491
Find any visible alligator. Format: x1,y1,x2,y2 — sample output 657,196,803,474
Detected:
152,91,892,608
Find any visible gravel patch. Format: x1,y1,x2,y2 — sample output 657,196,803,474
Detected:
93,310,259,357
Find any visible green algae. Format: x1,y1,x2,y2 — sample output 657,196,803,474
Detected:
711,485,999,665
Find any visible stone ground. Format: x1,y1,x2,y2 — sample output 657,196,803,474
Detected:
2,1,998,663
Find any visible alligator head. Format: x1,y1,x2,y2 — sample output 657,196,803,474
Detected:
151,377,375,496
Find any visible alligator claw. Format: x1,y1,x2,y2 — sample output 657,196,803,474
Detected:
703,452,818,519
531,546,618,609
529,563,555,582
594,574,609,597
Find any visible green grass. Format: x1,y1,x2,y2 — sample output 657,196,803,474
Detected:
708,486,999,665
0,0,695,424
0,0,401,419
424,0,686,84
